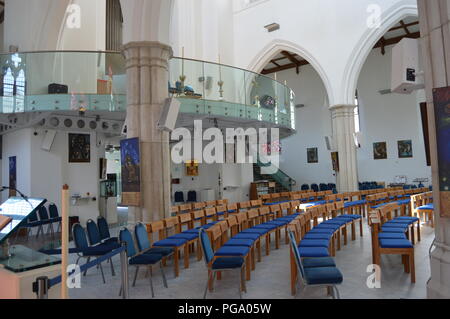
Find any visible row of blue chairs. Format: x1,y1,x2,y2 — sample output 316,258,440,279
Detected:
286,204,364,298
301,184,337,192
20,204,61,239
174,190,197,203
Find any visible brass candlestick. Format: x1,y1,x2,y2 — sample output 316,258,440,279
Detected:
218,80,224,100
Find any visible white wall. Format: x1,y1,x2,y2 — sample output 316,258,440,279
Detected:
2,128,106,225
277,45,431,189
231,0,418,105
276,65,335,188
356,46,431,185
1,128,32,201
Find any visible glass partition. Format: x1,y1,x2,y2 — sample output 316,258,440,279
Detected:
0,51,295,130
0,51,126,114
169,57,296,130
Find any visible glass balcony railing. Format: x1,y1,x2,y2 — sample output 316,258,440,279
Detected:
0,51,127,113
0,51,296,131
169,57,296,130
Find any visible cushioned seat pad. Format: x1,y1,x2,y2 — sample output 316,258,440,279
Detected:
215,246,250,257
381,227,407,233
145,247,174,256
153,238,187,247
169,233,198,241
224,239,254,247
212,257,244,270
298,246,330,257
304,267,343,285
299,239,330,248
129,253,163,265
303,233,333,240
379,239,413,248
302,257,336,268
232,233,260,240
378,233,407,240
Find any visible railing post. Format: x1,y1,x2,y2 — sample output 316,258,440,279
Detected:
34,276,49,299
120,242,129,299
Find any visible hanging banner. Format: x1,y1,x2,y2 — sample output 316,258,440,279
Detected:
8,156,16,197
120,137,141,206
433,86,450,217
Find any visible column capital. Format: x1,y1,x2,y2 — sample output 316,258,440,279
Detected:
122,41,173,59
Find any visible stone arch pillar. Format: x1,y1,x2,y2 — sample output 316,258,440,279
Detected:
120,0,175,224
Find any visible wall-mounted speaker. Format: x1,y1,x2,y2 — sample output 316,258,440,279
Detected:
41,129,57,151
324,136,332,151
158,98,181,132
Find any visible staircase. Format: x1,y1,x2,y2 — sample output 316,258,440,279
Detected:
253,161,297,192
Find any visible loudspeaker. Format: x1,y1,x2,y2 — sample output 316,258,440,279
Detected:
41,130,57,151
391,38,419,94
48,83,68,94
324,136,332,151
158,98,180,132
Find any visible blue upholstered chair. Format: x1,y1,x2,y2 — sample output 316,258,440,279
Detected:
311,184,319,192
72,223,118,284
287,230,342,298
48,204,62,233
187,190,197,203
301,184,310,191
174,191,185,203
21,211,44,239
37,206,54,236
97,216,119,243
86,219,117,276
199,228,246,299
119,228,168,298
134,223,174,258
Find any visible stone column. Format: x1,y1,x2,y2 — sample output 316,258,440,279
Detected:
417,0,450,299
330,104,359,192
122,41,172,224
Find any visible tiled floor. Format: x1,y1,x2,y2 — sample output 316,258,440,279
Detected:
13,216,434,299
64,220,434,300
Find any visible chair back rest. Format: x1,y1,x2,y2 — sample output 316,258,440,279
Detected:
135,223,151,251
97,216,111,240
86,219,102,246
280,202,290,213
287,229,306,280
290,201,300,213
226,215,238,228
259,206,270,217
236,212,248,229
164,216,180,234
179,212,192,223
199,228,214,265
149,221,166,240
48,204,59,218
191,209,205,221
216,199,229,206
216,205,227,215
247,209,259,225
174,191,184,203
170,206,179,215
238,201,250,210
205,200,217,207
193,202,206,210
119,228,137,257
28,211,39,222
270,204,281,213
38,206,50,220
72,223,89,250
205,207,216,218
179,203,192,213
227,203,238,213
250,200,262,207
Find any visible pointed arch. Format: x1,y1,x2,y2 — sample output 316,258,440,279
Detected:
341,2,418,105
247,39,333,105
